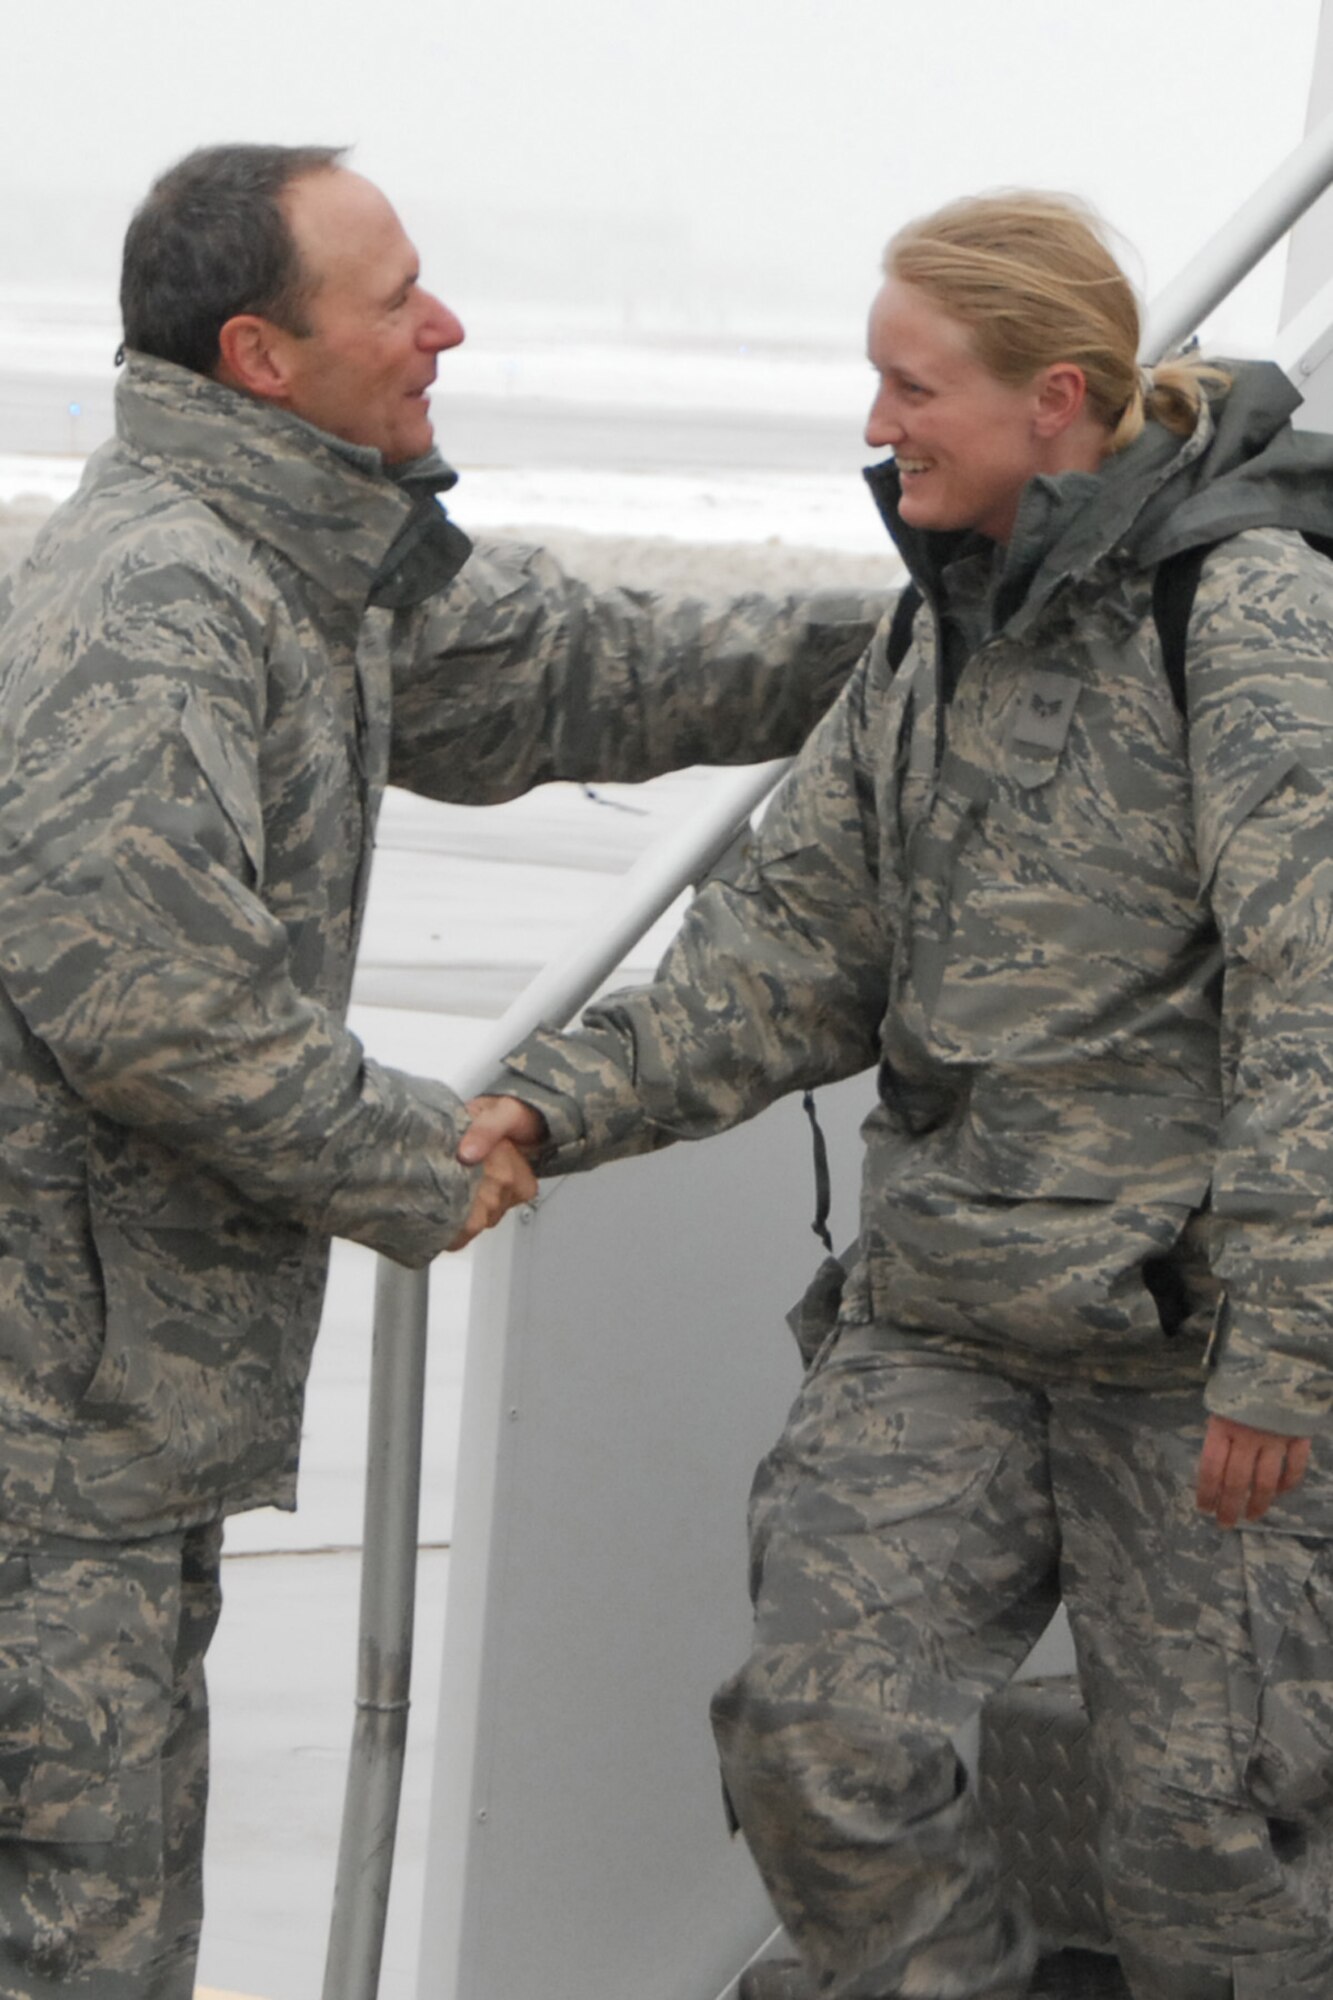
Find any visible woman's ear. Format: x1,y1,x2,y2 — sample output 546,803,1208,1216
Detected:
1032,362,1089,440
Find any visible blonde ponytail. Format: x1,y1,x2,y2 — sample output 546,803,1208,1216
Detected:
1110,357,1234,451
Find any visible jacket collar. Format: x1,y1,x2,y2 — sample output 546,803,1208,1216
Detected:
864,407,1210,640
864,356,1333,643
114,352,471,608
1132,359,1333,564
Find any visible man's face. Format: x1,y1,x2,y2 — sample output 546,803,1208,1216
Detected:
273,169,464,463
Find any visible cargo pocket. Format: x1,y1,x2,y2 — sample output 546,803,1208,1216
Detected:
1241,1532,1333,1824
179,690,265,886
0,1555,46,1830
1162,1530,1333,1821
0,1545,177,1843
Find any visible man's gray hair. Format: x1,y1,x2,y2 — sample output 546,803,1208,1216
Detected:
120,142,348,377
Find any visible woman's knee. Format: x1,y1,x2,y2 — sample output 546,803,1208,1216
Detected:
712,1646,966,1837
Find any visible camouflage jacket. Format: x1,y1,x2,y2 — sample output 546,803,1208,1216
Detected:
0,353,881,1536
502,363,1333,1438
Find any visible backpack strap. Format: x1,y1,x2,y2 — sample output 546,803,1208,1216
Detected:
1150,544,1216,720
1148,532,1333,720
886,580,923,670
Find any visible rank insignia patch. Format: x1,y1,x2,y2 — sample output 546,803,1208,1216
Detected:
1009,672,1081,753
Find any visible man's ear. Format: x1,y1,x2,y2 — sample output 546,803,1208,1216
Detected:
1032,362,1088,440
215,314,296,403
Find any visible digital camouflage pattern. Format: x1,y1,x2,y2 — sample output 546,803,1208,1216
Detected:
498,363,1333,1996
0,1522,220,1998
502,363,1333,1440
0,351,883,1539
714,1339,1333,2000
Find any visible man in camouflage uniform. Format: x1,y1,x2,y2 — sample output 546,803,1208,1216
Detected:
0,145,882,1995
469,356,1333,1997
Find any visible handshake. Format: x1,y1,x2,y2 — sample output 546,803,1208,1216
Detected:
448,1095,549,1250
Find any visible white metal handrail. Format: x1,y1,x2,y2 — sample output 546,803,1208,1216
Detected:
1142,100,1333,361
320,758,789,1998
321,102,1333,2000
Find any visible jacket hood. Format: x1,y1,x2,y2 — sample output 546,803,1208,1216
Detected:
1131,358,1333,563
114,353,472,609
864,359,1333,631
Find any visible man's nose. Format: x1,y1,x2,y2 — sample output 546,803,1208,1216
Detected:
422,296,466,352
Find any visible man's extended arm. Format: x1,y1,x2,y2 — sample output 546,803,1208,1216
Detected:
470,633,895,1183
388,537,888,802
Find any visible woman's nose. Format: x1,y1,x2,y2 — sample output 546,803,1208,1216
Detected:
865,395,903,450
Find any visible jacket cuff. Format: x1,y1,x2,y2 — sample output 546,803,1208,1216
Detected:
495,1025,652,1173
1204,1304,1333,1438
338,1064,483,1268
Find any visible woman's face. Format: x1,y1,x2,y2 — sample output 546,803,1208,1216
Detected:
865,276,1051,544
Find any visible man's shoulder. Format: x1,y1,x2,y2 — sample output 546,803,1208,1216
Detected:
0,460,282,721
12,447,272,629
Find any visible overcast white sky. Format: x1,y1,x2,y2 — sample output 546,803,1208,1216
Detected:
3,0,1328,347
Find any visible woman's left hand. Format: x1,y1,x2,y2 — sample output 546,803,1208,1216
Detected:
1196,1414,1312,1527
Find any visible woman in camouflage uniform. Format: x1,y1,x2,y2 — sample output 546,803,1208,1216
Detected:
468,193,1333,2000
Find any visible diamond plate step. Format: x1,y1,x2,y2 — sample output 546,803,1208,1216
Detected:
978,1673,1111,1955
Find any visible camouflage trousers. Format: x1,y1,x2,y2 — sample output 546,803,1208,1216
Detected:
711,1327,1333,2000
0,1521,223,1999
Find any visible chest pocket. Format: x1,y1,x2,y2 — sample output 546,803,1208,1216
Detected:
899,668,1083,1033
900,750,997,1018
